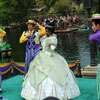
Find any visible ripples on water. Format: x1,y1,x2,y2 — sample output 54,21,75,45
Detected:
6,28,90,68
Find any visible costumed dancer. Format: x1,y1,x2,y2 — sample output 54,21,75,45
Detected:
89,14,100,100
0,27,6,93
0,27,11,51
0,28,6,49
19,20,45,76
21,24,80,100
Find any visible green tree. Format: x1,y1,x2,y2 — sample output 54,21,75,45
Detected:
0,0,36,25
42,0,57,9
36,0,57,15
54,0,72,15
92,0,99,13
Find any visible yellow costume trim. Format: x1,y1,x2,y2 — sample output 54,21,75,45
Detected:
0,61,80,75
1,66,12,75
15,63,25,67
14,65,25,74
19,25,45,43
0,63,11,67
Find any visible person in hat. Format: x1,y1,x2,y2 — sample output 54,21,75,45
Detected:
89,14,100,100
21,24,80,100
19,20,45,76
89,14,100,43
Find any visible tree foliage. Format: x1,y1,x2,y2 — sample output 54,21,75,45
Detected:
54,0,72,15
0,0,99,25
92,0,99,13
0,0,36,25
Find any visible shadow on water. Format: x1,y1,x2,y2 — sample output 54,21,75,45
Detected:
6,27,90,68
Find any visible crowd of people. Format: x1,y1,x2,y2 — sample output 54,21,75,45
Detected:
37,15,81,30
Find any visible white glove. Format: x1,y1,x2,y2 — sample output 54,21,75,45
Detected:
35,32,40,44
50,45,56,51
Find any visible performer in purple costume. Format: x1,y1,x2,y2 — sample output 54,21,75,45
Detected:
19,20,45,76
25,30,40,75
89,14,100,100
89,14,100,44
89,27,100,43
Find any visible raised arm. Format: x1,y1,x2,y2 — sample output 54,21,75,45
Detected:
38,25,46,37
19,31,28,44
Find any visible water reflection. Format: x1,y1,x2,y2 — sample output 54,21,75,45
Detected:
5,28,90,68
57,30,90,68
57,32,79,62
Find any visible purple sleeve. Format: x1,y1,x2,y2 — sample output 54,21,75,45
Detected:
89,33,99,43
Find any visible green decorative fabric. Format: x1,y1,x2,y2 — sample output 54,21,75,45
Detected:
0,43,11,50
0,37,11,50
0,38,6,48
0,26,5,31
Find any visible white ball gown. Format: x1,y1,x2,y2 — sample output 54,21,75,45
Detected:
21,34,80,100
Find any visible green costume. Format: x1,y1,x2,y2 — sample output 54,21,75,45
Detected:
0,26,11,62
0,26,11,50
